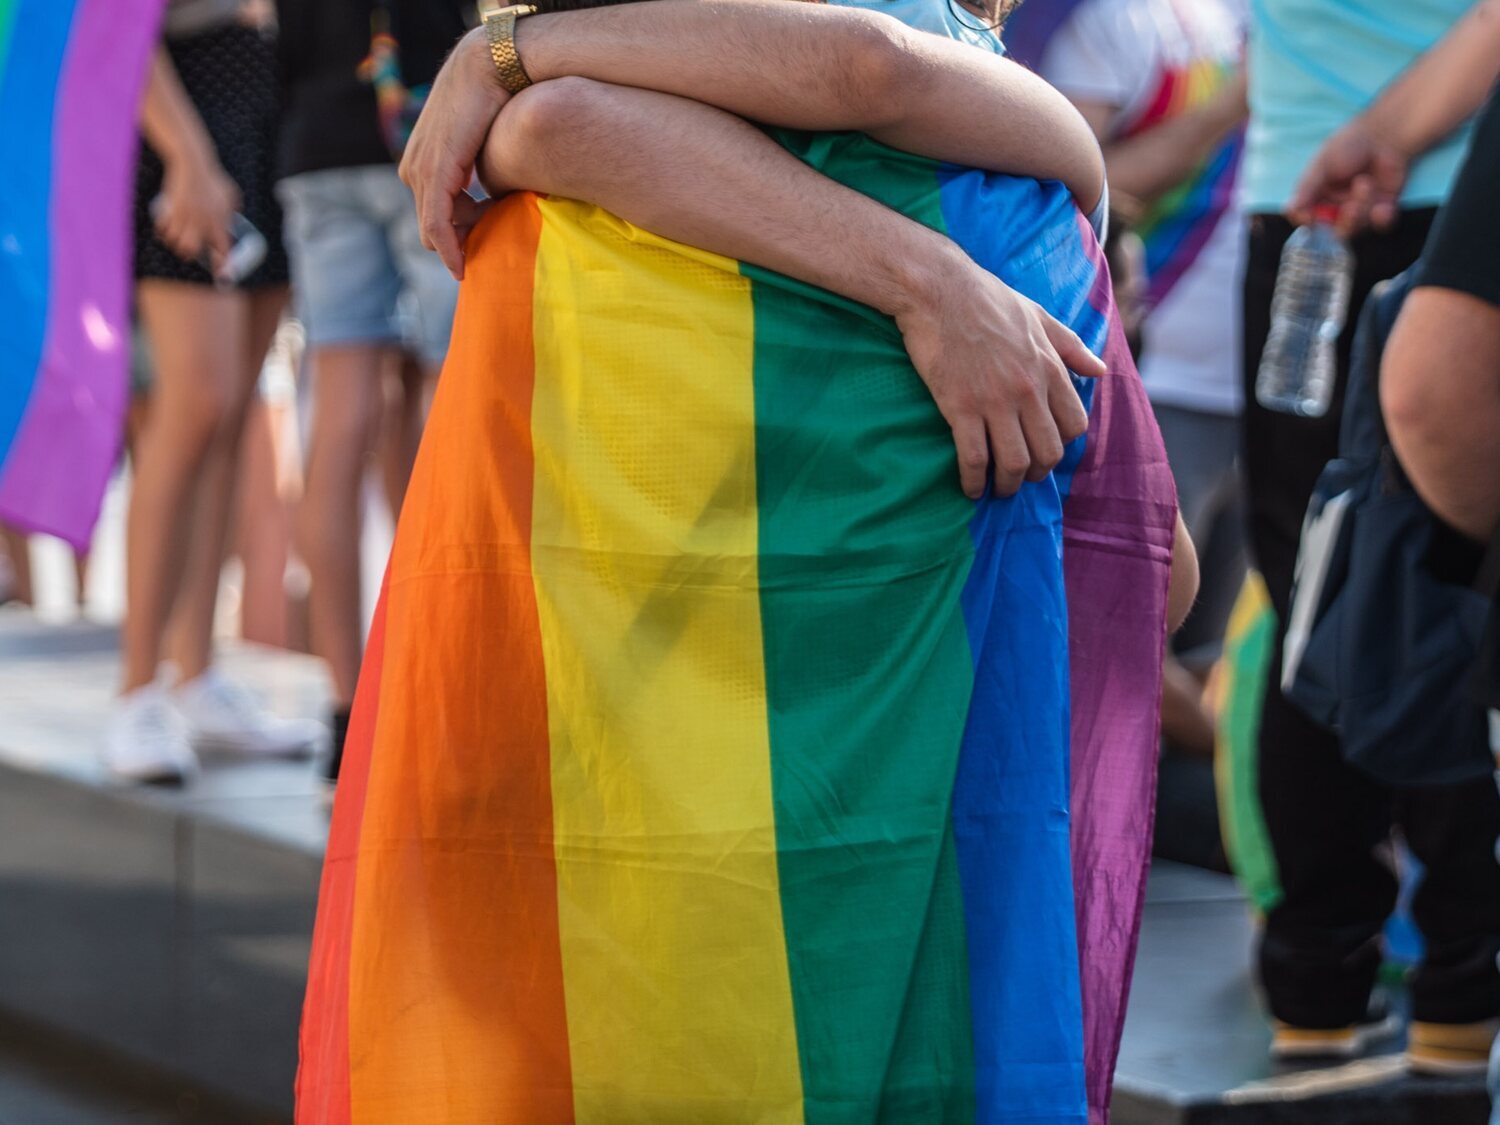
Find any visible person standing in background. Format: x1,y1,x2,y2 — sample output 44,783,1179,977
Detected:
1241,0,1500,1071
274,0,469,782
1039,0,1248,868
108,0,320,784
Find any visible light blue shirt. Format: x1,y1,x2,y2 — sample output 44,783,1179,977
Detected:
1242,0,1474,212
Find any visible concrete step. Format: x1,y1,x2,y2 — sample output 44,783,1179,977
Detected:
0,612,1489,1122
0,1012,279,1125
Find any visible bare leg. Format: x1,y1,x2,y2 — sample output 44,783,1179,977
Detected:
165,286,287,682
299,345,386,706
377,350,425,519
73,552,88,610
122,283,247,694
0,526,32,605
235,392,299,648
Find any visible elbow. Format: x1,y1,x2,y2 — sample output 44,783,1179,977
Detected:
1380,301,1458,502
1166,515,1199,634
478,75,608,195
1379,331,1442,466
840,13,927,129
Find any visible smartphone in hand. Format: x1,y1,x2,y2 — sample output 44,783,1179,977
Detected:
149,196,268,287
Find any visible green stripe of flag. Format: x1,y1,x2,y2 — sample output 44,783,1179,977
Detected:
749,129,980,1123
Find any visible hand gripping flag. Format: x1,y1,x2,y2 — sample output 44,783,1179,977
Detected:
298,132,1175,1125
0,0,163,549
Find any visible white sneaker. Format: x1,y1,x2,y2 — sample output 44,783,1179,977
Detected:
174,670,322,758
103,686,198,785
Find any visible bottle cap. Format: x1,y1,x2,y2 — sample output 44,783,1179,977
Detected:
1312,203,1341,225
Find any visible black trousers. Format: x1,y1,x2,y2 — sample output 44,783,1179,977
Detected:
1242,211,1500,1028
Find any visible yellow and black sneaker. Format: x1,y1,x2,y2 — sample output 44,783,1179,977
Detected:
1406,1018,1499,1077
1270,1000,1401,1061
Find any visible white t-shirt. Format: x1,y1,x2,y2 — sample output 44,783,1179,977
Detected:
1041,0,1246,415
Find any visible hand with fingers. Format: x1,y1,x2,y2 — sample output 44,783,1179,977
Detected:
153,147,240,272
1286,117,1409,237
399,29,507,281
895,255,1106,498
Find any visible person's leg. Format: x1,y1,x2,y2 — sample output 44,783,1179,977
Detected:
299,345,387,708
123,283,247,693
1245,210,1437,1032
234,386,300,649
166,286,287,681
1399,777,1500,1026
278,168,406,774
377,350,425,519
0,525,32,605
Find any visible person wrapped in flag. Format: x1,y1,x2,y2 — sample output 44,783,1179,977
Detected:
298,1,1188,1122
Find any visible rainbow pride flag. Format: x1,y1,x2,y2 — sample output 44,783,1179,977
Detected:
298,133,1174,1125
0,0,161,549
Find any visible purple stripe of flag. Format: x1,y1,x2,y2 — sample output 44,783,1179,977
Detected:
1064,211,1178,1124
0,0,163,549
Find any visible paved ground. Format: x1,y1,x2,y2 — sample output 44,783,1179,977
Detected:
0,1017,281,1125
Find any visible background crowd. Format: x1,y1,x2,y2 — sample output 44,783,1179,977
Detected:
2,0,1500,1093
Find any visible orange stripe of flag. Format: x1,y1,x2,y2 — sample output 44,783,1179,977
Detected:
296,581,390,1124
316,194,574,1123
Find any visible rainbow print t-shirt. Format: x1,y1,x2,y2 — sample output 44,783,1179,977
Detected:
1042,0,1247,415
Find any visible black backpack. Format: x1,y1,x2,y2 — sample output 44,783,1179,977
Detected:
1281,269,1494,786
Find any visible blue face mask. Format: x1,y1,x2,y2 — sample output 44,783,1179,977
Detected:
825,0,1007,56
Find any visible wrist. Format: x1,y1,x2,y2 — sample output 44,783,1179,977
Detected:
512,15,559,85
459,26,512,106
885,236,970,325
1357,102,1419,162
155,122,216,173
162,139,219,181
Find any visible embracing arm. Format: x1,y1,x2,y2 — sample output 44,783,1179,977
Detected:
480,79,1106,497
507,0,1103,209
509,0,1104,208
400,3,1110,496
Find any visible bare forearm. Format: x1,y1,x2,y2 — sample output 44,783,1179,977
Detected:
140,47,215,166
1101,102,1241,206
1361,0,1500,158
503,2,1104,208
480,79,962,320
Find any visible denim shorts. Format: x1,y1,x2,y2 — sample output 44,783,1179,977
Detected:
276,165,458,368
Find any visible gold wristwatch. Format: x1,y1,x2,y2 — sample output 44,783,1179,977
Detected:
477,0,540,94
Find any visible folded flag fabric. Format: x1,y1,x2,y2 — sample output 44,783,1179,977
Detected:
0,0,160,549
298,132,1174,1125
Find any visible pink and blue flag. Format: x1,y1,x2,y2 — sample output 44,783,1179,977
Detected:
0,0,162,549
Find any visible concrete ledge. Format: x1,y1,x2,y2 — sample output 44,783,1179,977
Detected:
0,614,327,1120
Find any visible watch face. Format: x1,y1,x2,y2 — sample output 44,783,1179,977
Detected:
477,0,502,18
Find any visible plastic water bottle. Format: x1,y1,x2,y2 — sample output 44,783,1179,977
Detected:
1255,208,1354,417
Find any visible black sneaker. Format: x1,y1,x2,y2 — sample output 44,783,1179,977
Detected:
324,705,351,784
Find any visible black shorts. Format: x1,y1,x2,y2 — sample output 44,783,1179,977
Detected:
133,23,289,288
